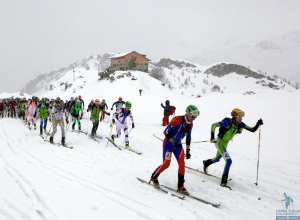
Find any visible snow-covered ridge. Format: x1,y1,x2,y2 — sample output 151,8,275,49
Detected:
23,54,295,98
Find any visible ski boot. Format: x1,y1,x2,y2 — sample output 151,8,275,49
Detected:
44,126,47,133
61,137,65,146
72,124,75,131
34,125,36,130
91,132,95,138
203,159,213,174
40,127,43,137
125,141,130,149
79,126,81,131
220,173,231,190
177,174,190,195
50,137,54,144
111,135,114,144
28,123,31,130
150,172,160,188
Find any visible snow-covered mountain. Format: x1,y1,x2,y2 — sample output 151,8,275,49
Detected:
187,31,300,87
23,54,295,99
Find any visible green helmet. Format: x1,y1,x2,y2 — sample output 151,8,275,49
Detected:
186,105,200,117
41,98,46,103
125,101,132,108
102,99,105,103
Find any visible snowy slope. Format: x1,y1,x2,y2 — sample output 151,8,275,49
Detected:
0,71,300,219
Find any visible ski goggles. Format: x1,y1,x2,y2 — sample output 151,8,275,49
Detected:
235,111,245,118
189,110,200,119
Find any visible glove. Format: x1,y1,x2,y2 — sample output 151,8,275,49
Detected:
106,113,110,116
80,117,82,120
112,119,115,124
210,132,215,143
87,109,89,112
33,112,36,118
185,149,191,159
257,119,264,125
210,139,216,143
132,123,135,128
111,107,113,110
172,141,181,148
66,119,69,124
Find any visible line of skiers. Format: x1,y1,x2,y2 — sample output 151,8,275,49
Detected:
0,96,135,149
1,96,264,195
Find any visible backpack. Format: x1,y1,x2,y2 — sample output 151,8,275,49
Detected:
169,106,176,115
218,118,241,139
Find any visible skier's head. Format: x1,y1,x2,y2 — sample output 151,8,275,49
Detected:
91,99,94,103
41,98,46,104
231,108,244,124
185,105,199,122
58,101,64,109
165,100,170,105
125,101,131,111
79,95,82,99
118,97,122,102
102,99,105,103
57,97,61,101
95,99,100,106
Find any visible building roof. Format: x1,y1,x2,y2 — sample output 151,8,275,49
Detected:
111,51,150,60
111,52,132,58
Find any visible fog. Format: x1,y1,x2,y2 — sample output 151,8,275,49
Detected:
1,0,300,93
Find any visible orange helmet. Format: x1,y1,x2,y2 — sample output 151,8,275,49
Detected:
95,99,100,102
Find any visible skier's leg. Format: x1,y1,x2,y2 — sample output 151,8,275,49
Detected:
213,139,231,185
78,118,81,130
153,140,172,175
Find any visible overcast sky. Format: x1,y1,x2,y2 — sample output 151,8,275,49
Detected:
1,0,300,93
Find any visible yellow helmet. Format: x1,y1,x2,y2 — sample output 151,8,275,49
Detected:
231,108,245,117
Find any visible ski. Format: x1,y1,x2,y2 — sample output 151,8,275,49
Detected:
72,130,88,135
185,166,232,181
221,185,232,191
88,134,101,143
125,147,142,155
161,185,220,208
105,137,122,150
57,143,73,149
136,177,168,194
44,140,73,149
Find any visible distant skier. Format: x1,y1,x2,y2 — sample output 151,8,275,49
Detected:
203,108,263,188
0,100,4,118
49,101,69,145
150,105,199,195
161,100,171,126
78,95,85,119
71,100,82,131
90,99,110,137
27,98,37,130
18,98,26,122
139,89,142,96
100,99,108,121
111,101,134,149
111,97,125,111
87,99,94,112
36,98,50,137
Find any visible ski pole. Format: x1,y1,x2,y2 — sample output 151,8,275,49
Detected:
153,134,209,144
254,126,262,186
149,148,176,184
106,123,114,148
45,114,57,141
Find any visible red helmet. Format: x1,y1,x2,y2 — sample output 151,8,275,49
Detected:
95,99,100,102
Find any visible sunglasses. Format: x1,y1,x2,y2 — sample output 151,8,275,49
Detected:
234,111,245,118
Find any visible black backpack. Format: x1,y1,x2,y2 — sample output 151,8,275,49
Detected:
217,118,241,139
